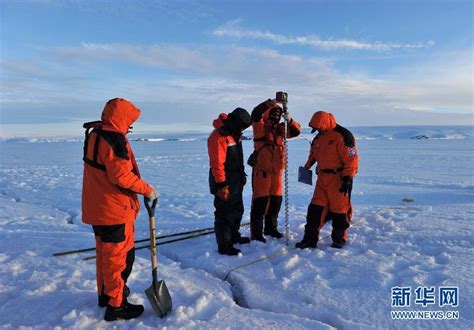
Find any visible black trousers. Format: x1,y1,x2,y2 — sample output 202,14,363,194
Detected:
302,204,350,244
250,195,282,236
213,180,244,251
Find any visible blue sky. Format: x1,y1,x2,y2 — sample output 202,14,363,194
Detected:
1,0,473,136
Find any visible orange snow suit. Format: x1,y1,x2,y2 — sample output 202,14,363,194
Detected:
82,98,153,308
305,111,358,212
301,111,358,245
251,100,301,197
250,100,301,238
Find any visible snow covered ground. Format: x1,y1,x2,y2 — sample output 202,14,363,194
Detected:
0,126,473,329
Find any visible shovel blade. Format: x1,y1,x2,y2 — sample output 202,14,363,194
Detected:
145,280,172,318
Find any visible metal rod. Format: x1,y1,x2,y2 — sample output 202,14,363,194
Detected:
283,102,290,246
54,222,250,257
82,230,215,261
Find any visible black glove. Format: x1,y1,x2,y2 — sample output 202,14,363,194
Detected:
339,176,353,196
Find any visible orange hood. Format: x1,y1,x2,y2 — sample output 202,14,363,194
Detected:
213,113,228,129
101,98,141,134
309,111,336,133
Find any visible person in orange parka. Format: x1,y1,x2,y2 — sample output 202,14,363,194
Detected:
250,99,301,242
296,111,358,249
82,98,158,321
208,108,252,256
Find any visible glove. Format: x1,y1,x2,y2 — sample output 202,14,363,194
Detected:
304,159,314,170
283,112,292,122
339,176,353,196
146,186,159,200
217,186,230,201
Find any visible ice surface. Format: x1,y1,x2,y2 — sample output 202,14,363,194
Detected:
0,126,472,328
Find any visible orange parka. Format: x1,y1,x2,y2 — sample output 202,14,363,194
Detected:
207,113,245,192
251,101,301,175
82,98,153,226
305,111,358,178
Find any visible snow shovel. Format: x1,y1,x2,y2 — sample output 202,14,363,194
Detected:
144,197,172,318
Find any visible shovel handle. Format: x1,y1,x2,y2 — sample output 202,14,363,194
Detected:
144,197,158,217
148,214,158,271
145,197,159,270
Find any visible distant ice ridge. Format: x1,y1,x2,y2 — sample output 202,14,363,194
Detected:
350,126,473,140
1,126,472,143
1,137,83,143
134,138,166,142
134,138,198,142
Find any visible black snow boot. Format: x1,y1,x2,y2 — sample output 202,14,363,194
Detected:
264,228,284,239
250,196,268,242
331,241,345,249
235,236,251,244
295,204,324,250
331,212,350,248
264,196,283,238
295,240,317,249
104,300,144,321
98,294,109,308
218,246,241,256
251,235,267,243
99,285,130,308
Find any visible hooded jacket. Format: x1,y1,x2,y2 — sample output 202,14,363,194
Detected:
208,109,251,193
251,100,301,174
305,111,358,177
82,98,153,225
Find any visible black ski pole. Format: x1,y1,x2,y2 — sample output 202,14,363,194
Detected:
81,229,215,261
54,223,250,257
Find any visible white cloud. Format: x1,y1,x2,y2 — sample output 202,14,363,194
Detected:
43,42,217,72
1,42,471,129
213,21,435,51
